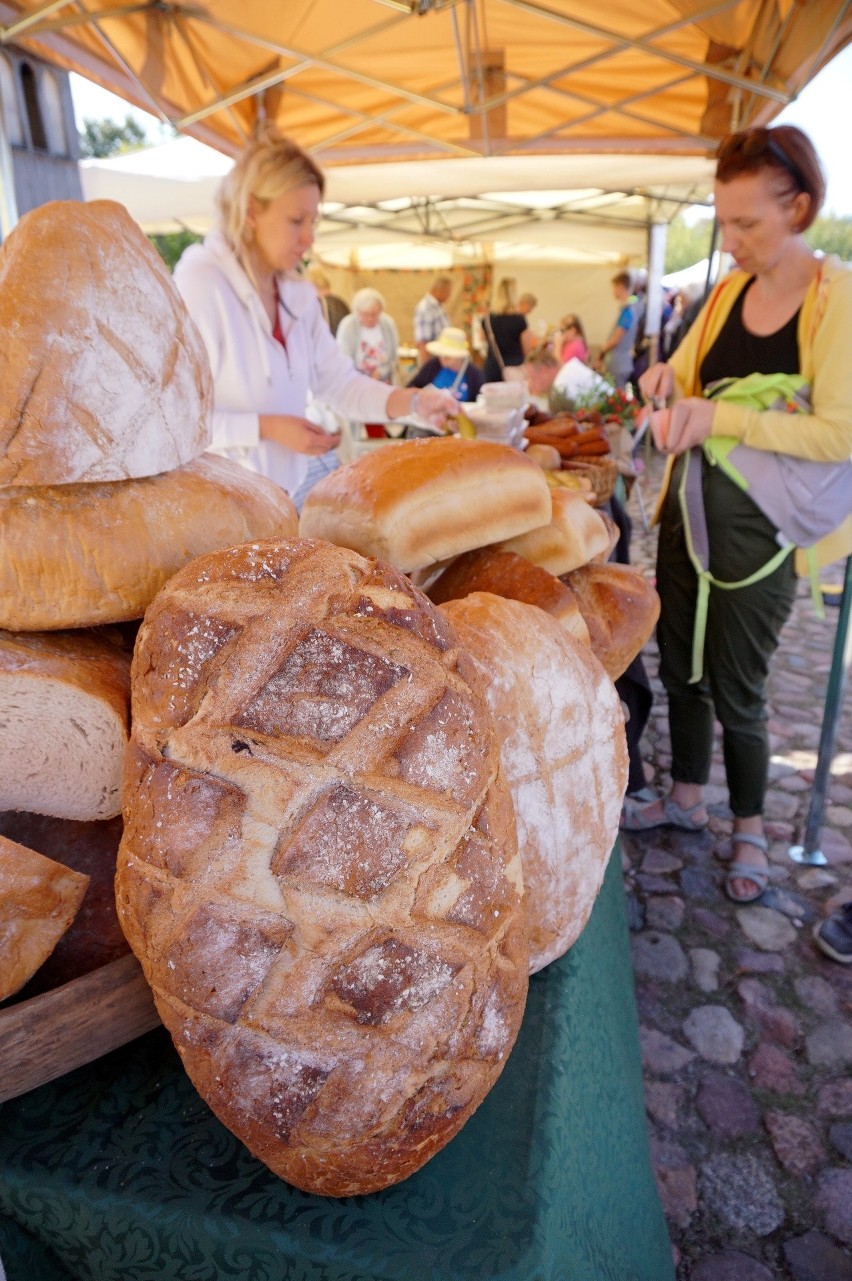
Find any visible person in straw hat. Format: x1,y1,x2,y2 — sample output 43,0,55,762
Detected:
407,327,484,404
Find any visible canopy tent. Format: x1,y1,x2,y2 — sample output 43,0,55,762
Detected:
1,1,850,166
79,137,716,267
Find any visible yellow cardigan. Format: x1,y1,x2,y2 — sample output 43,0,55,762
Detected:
656,255,852,571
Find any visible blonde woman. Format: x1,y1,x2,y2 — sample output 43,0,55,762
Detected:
174,124,456,500
482,278,539,383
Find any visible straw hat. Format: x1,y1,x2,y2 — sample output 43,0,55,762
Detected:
426,327,469,358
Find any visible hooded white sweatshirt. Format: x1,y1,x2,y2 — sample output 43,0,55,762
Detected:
174,232,392,495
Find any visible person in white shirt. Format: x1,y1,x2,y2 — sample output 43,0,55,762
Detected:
174,124,456,500
336,288,399,384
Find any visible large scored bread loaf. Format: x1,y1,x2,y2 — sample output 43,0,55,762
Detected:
116,538,528,1196
559,562,661,680
495,487,612,577
299,437,552,571
0,629,131,820
0,832,90,1002
440,594,628,974
0,453,299,631
0,200,212,486
427,547,590,646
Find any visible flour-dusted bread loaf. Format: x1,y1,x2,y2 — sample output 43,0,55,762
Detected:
0,628,131,820
496,487,612,576
0,200,212,486
427,547,590,646
299,437,552,571
0,453,299,631
440,594,628,974
116,538,528,1196
0,832,90,1001
559,562,661,680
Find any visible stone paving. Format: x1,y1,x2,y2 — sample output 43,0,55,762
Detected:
621,453,852,1281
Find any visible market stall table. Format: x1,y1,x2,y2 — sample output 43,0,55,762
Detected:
0,847,674,1281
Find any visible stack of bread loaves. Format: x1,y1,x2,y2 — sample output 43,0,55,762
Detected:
299,438,654,973
0,199,299,1000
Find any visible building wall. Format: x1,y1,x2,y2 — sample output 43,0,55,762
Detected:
0,45,82,223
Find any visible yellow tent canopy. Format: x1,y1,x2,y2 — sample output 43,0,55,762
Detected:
1,0,850,165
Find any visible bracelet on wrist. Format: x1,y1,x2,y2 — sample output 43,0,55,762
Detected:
411,391,420,417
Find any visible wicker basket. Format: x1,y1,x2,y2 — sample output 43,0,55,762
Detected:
558,456,618,506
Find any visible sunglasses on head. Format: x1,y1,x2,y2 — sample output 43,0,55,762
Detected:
718,129,804,190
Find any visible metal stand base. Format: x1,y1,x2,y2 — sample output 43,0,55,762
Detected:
788,844,828,867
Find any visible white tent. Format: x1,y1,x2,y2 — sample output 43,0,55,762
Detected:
80,136,715,267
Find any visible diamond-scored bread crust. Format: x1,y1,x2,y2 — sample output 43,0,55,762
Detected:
117,538,528,1196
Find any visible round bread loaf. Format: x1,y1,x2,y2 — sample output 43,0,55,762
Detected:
0,628,131,820
0,200,212,486
0,453,299,631
439,593,628,974
116,538,528,1196
559,562,661,680
427,547,590,646
298,437,552,571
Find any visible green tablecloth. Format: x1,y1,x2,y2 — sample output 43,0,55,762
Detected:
0,848,673,1281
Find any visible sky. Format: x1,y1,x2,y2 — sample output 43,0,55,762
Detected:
70,41,852,217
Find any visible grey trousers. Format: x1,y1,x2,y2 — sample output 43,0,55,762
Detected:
655,457,797,818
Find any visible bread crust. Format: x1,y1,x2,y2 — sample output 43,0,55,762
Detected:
0,453,299,631
0,200,212,486
497,487,611,576
559,562,661,680
427,547,590,645
0,832,90,1001
439,593,628,973
116,538,528,1196
299,437,552,571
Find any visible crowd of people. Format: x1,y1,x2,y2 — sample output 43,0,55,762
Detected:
171,120,852,962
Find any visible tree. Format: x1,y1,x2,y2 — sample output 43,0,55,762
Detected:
78,115,148,159
806,214,852,261
664,213,716,274
149,229,203,273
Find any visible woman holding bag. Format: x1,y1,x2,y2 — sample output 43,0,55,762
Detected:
481,279,539,383
621,124,852,904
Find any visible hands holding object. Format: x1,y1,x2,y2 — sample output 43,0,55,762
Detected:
637,362,716,455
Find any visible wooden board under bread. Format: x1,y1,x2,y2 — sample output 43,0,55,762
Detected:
0,951,160,1103
0,810,161,1101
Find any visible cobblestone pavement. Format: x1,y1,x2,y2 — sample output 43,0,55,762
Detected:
621,452,852,1281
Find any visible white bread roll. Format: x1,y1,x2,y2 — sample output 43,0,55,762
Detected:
440,593,628,974
299,437,552,571
0,629,131,820
496,487,611,576
0,200,212,486
0,453,299,631
0,832,90,1001
116,538,528,1197
559,562,661,680
524,443,561,471
427,547,590,646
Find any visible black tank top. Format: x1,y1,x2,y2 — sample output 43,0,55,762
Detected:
699,278,800,391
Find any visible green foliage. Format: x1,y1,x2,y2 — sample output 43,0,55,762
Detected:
664,213,715,274
149,230,203,273
805,214,852,261
78,115,148,159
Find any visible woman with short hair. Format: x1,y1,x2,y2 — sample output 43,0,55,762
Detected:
335,287,399,384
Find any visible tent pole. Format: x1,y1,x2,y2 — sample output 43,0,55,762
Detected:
0,108,18,240
644,218,667,364
789,554,852,867
702,217,720,301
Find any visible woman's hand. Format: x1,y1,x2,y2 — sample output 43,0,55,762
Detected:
386,386,458,429
638,361,675,405
664,398,716,455
260,414,341,455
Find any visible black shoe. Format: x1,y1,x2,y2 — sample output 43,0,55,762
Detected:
813,903,852,964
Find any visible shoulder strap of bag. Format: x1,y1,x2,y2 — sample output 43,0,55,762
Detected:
483,314,506,372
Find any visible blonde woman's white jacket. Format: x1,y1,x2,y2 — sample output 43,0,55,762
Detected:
174,232,392,495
